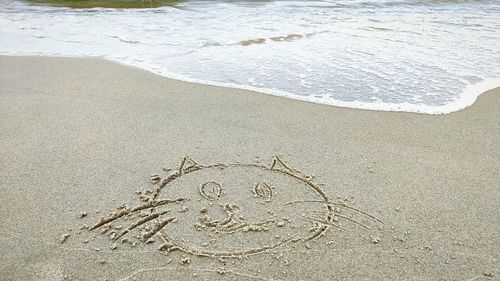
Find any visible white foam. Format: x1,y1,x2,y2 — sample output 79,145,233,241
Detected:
1,0,499,114
110,56,500,115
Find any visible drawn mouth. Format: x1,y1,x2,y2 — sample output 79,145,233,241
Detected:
196,213,276,234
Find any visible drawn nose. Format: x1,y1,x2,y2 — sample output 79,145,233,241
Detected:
222,203,240,212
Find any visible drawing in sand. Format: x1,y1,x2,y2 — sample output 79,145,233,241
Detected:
88,156,382,258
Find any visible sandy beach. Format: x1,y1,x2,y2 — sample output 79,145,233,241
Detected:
0,56,498,281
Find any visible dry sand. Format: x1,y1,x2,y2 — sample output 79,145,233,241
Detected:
0,56,498,281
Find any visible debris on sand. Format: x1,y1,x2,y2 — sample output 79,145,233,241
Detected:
370,236,381,244
180,257,190,265
59,233,71,244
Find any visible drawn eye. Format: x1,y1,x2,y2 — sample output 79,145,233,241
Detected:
200,181,222,201
253,182,273,201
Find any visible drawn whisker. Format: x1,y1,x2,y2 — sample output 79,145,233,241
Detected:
329,202,383,224
114,210,169,241
304,212,367,230
90,209,129,230
142,217,176,242
90,198,186,230
285,200,383,224
311,210,329,216
300,217,331,242
304,226,328,242
302,216,324,225
304,217,341,230
334,213,370,230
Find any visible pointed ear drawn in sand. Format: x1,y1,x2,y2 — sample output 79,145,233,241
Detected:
270,155,294,172
270,155,311,178
155,156,204,195
178,156,203,175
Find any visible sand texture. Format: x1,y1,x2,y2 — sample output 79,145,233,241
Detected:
0,56,498,281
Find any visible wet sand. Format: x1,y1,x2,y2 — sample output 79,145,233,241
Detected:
0,56,498,280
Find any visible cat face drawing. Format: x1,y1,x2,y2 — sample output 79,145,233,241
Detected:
89,156,380,258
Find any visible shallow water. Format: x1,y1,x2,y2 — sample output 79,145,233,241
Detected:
1,0,499,114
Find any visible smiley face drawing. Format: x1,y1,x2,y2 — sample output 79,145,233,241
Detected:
90,156,381,258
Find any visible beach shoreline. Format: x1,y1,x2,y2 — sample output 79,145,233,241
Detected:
3,0,500,115
4,53,499,115
0,56,498,280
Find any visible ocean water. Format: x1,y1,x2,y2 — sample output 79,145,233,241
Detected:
1,0,499,114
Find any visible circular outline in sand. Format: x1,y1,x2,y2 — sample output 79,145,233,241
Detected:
155,161,334,258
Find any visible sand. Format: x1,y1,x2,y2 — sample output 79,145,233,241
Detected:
0,56,498,281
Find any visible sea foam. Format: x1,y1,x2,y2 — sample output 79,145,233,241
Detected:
1,0,499,114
